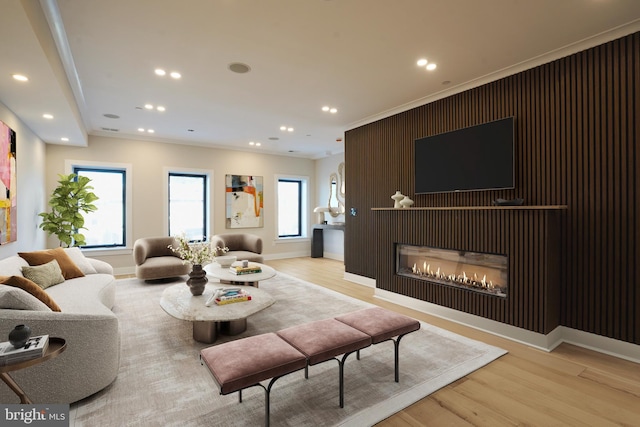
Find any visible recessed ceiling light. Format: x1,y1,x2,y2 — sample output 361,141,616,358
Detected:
322,106,330,112
155,69,166,76
228,63,251,74
280,126,286,131
43,114,53,119
12,74,28,82
147,129,155,133
144,104,153,110
426,63,437,71
417,58,428,67
249,141,255,145
287,127,294,132
255,142,261,147
170,71,181,79
61,137,69,142
138,128,145,132
329,108,337,114
156,106,166,112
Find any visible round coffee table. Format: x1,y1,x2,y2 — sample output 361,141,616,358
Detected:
160,283,275,343
204,262,276,287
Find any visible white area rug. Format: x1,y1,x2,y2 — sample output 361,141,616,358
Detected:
70,273,506,426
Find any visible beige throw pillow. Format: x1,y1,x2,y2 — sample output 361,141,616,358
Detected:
18,247,85,279
21,260,65,289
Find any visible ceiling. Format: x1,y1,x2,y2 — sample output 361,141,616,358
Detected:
1,1,639,159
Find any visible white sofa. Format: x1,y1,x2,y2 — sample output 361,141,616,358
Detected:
0,250,119,404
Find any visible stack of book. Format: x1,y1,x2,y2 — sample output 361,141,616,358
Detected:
229,264,262,275
0,335,49,365
213,288,252,305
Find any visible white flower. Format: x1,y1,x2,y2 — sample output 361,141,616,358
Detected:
168,234,228,266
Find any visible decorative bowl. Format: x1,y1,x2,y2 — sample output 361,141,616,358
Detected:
215,255,237,268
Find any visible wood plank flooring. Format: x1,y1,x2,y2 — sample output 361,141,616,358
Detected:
264,257,640,427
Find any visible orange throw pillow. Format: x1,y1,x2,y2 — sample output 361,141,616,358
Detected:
18,247,85,280
0,275,62,312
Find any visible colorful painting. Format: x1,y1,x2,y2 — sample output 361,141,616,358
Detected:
225,175,263,228
0,120,16,244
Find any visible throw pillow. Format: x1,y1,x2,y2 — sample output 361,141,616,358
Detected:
0,275,62,312
0,285,52,311
63,247,97,275
21,259,65,290
18,247,85,280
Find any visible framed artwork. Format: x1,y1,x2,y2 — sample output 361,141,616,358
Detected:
0,120,16,244
225,175,263,228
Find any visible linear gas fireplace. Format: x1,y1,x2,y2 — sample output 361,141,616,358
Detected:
396,244,508,297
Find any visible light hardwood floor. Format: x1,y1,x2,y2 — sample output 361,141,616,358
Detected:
264,257,640,427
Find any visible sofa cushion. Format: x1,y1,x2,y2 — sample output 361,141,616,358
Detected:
18,248,85,280
21,260,65,289
0,276,62,312
64,247,98,275
0,285,52,311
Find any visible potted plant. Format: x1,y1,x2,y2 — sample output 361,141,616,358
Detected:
38,173,99,247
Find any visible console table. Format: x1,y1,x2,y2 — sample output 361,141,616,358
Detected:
311,223,345,258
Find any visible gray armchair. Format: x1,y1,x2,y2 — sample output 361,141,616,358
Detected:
211,233,264,263
133,236,191,281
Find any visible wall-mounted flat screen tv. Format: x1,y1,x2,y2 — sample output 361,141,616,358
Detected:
414,117,514,194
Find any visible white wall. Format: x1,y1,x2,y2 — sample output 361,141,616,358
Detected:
44,135,318,273
0,101,47,258
315,153,345,261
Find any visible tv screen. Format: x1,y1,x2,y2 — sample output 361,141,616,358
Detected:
414,117,514,194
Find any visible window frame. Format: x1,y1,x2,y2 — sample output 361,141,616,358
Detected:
163,167,213,241
65,160,133,255
167,171,209,241
275,174,309,241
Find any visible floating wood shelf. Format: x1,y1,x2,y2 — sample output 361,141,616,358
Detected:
372,205,568,211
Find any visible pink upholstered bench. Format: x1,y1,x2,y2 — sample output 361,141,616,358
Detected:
200,308,421,426
336,307,421,382
200,333,307,426
276,318,372,408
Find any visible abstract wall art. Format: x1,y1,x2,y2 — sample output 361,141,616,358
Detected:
225,174,263,228
0,120,16,244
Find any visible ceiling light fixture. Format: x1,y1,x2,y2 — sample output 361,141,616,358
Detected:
256,142,261,147
156,106,166,112
154,68,166,76
144,104,153,110
170,71,181,79
12,74,28,82
147,129,155,133
417,58,437,71
61,137,69,142
43,114,53,119
322,106,338,114
329,108,337,114
138,128,145,132
322,106,330,112
287,127,294,132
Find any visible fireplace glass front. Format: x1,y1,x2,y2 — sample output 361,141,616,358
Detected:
396,244,508,297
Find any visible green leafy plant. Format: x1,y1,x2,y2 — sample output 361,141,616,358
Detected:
38,173,99,247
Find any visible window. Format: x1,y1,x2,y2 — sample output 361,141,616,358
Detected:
73,167,126,248
277,177,307,238
168,172,208,241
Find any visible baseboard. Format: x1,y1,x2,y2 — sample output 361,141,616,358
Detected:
373,287,640,363
344,272,376,288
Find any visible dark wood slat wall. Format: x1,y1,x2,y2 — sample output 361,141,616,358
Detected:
372,208,561,334
345,32,639,344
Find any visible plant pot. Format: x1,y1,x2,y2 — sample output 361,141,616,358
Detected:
187,264,208,296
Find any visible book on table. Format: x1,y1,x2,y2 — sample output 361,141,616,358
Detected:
214,288,252,305
0,335,49,365
229,264,262,275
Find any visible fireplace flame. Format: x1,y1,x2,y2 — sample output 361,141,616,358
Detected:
408,262,501,292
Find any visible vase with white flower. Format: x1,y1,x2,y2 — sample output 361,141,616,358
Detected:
169,234,229,296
